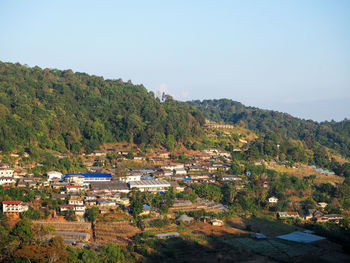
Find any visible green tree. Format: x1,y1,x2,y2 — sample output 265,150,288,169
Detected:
85,206,99,223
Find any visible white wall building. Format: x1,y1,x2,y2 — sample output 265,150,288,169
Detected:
0,169,14,177
47,171,63,181
268,196,279,203
0,177,15,185
2,201,29,213
129,180,171,192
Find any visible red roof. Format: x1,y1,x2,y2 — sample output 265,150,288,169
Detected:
2,201,23,205
65,185,81,188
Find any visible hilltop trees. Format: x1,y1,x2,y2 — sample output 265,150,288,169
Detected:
0,61,204,154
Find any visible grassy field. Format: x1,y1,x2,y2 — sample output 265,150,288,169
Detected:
272,165,344,185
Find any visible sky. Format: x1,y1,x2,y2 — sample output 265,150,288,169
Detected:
0,0,349,122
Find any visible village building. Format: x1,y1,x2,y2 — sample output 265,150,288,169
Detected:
90,181,129,194
65,185,82,193
119,172,142,183
2,201,29,213
0,177,16,185
173,168,187,175
47,171,63,181
68,196,84,206
0,168,14,177
210,219,224,226
268,196,279,203
64,173,112,183
170,181,185,192
160,164,184,170
315,214,343,223
317,202,328,209
129,180,171,192
277,212,300,219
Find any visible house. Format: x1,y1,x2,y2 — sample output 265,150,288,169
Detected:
65,173,112,183
92,150,107,157
155,232,180,239
187,165,204,172
47,171,63,181
221,175,240,181
173,168,187,175
117,198,130,206
68,196,84,206
65,185,82,193
277,212,300,219
170,181,185,192
90,182,129,194
304,209,323,221
315,214,343,223
66,174,85,185
52,193,67,200
97,200,116,207
139,204,152,216
0,169,14,177
59,205,86,215
317,202,328,209
177,214,193,224
0,177,16,185
119,172,142,183
160,164,184,170
210,219,224,226
2,201,29,213
128,180,171,192
268,196,279,203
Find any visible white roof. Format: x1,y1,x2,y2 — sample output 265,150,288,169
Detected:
129,180,171,188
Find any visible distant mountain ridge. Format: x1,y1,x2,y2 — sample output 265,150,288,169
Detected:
187,99,350,159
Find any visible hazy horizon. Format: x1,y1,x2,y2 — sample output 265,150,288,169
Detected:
1,0,349,122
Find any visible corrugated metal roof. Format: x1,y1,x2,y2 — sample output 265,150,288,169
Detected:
65,173,112,178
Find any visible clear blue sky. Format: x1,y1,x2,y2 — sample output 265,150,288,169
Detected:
1,0,349,122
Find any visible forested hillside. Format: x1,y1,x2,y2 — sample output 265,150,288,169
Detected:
0,62,204,154
187,99,350,160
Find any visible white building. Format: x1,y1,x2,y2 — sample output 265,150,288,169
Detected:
65,185,82,192
0,169,14,177
173,168,187,175
129,180,171,192
119,173,142,183
2,201,29,213
0,177,15,185
268,196,279,203
47,171,63,181
65,173,112,183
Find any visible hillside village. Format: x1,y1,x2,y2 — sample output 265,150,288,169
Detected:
1,124,350,262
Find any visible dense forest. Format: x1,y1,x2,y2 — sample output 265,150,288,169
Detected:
187,99,350,160
0,61,204,154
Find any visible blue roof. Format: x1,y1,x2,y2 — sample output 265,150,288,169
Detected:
143,204,152,210
65,173,112,179
183,178,193,181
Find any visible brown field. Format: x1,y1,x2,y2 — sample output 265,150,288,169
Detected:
188,221,248,237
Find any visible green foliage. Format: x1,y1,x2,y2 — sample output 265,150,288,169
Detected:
10,218,33,244
0,61,204,154
191,183,223,202
85,206,99,223
129,195,143,218
64,209,77,221
21,208,43,220
188,99,350,167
